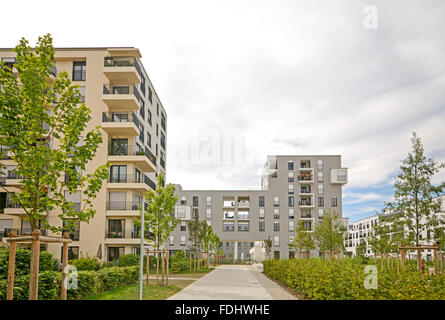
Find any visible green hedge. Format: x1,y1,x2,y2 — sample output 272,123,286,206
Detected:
0,266,139,300
263,258,445,300
68,256,101,271
0,249,58,280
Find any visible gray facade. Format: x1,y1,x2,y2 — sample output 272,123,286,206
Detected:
168,155,348,260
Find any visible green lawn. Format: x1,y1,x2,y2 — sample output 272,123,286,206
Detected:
81,279,194,300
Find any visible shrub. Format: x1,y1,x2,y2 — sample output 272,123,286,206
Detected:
263,258,445,300
0,249,58,280
118,253,139,267
69,256,101,271
67,270,97,299
96,266,139,292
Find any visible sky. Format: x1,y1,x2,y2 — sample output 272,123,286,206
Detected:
1,0,444,223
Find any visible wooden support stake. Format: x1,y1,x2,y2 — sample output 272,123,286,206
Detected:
161,249,165,286
400,249,405,268
6,230,17,300
61,232,69,300
198,252,200,272
417,248,422,272
433,247,438,276
442,253,444,274
166,250,169,286
146,249,149,285
29,230,41,300
189,250,192,272
156,251,159,285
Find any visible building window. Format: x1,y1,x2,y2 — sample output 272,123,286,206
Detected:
259,208,265,219
288,196,294,207
147,133,151,148
289,209,295,219
317,159,323,170
72,61,86,81
238,222,249,232
77,86,86,103
193,208,199,219
259,196,265,207
288,161,294,170
317,172,323,182
67,247,79,260
107,247,124,262
288,172,294,182
223,222,235,232
147,109,152,125
273,196,279,207
206,208,212,219
109,165,127,183
273,221,280,231
273,208,280,219
318,208,324,218
337,170,347,181
180,235,186,246
192,196,198,207
273,236,280,246
177,207,186,219
180,221,186,231
157,103,159,115
318,197,324,207
289,251,295,259
206,196,212,206
332,196,338,207
303,221,312,230
288,184,294,194
180,196,186,205
274,251,280,259
259,221,265,231
289,221,295,231
169,235,174,246
318,184,324,194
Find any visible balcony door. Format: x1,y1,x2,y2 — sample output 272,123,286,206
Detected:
110,138,128,156
110,165,127,183
108,219,125,238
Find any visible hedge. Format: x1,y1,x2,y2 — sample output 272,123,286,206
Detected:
263,258,445,300
0,266,139,300
0,249,58,280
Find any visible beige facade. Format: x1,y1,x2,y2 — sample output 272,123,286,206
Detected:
0,47,167,262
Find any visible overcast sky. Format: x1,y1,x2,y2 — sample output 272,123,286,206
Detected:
1,0,444,222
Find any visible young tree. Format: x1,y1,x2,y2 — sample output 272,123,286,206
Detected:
289,220,315,258
263,236,272,260
0,34,109,234
313,210,346,260
134,172,178,285
386,133,444,247
355,239,367,261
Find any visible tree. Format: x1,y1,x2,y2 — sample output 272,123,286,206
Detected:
289,220,315,258
313,209,346,259
355,239,367,261
187,211,208,270
134,172,178,285
263,236,272,260
0,34,109,234
386,133,444,247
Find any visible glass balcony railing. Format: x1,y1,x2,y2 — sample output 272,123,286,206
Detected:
103,84,142,102
237,213,250,219
299,200,313,206
104,56,142,77
106,201,141,211
298,174,313,181
108,143,157,168
102,112,141,127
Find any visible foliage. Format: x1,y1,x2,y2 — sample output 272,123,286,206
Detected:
385,132,445,246
68,255,101,271
289,220,315,258
313,209,346,255
118,253,139,267
0,34,109,233
96,266,139,292
263,258,445,300
0,249,57,280
263,236,272,258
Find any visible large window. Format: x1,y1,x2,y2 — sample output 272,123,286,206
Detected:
288,172,294,182
288,196,294,207
206,208,212,219
332,196,338,207
274,236,280,246
288,184,294,194
180,236,186,246
206,196,212,206
177,207,186,219
288,160,294,170
317,159,323,170
273,221,280,231
238,222,249,232
318,197,324,207
318,184,324,194
180,196,187,205
110,165,127,183
273,196,279,207
223,222,234,232
259,208,265,219
273,208,280,219
169,235,174,246
107,247,124,262
259,196,265,207
107,219,125,238
192,196,199,207
289,209,295,219
317,172,324,182
180,221,186,231
72,61,86,81
61,246,79,260
289,221,295,231
259,221,265,231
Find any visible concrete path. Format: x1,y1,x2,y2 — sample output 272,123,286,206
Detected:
168,265,296,300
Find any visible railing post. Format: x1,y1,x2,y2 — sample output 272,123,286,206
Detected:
6,230,17,300
29,230,41,300
61,232,70,300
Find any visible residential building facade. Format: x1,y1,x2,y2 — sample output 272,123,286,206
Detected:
0,47,167,262
344,195,445,260
169,155,348,261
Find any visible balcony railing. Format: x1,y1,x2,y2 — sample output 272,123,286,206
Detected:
6,199,21,209
223,212,235,219
103,84,141,100
106,201,141,211
105,229,146,239
238,201,250,207
108,174,144,184
104,56,142,77
108,143,157,168
1,228,47,237
299,200,313,206
160,158,165,169
237,213,250,219
144,176,156,190
7,171,24,179
298,174,313,181
238,224,249,232
102,112,141,127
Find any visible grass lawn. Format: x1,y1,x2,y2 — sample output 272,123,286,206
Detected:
81,279,194,300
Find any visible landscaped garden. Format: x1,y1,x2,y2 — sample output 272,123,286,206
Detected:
263,257,445,300
0,248,214,300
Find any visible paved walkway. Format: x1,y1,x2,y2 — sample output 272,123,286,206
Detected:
168,265,296,300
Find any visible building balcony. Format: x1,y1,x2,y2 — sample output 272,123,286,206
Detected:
4,199,27,215
108,144,156,173
107,174,156,192
297,174,314,183
102,112,141,136
237,200,250,208
223,211,235,220
102,84,141,111
237,212,250,220
223,200,235,208
298,191,314,197
1,228,47,238
299,199,314,208
330,168,348,184
103,56,142,84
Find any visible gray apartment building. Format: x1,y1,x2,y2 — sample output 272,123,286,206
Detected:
167,155,348,260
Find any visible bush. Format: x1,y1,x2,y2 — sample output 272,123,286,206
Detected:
96,266,139,292
69,256,101,271
67,270,97,299
263,258,445,300
0,249,58,280
118,253,139,267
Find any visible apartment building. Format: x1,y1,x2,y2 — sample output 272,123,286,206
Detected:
0,47,167,262
344,195,445,260
169,155,348,260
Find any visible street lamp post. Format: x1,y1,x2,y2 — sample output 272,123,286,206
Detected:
138,199,145,300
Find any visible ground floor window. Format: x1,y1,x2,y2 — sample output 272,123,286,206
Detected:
108,246,124,262
289,251,295,259
274,251,280,259
61,246,79,261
